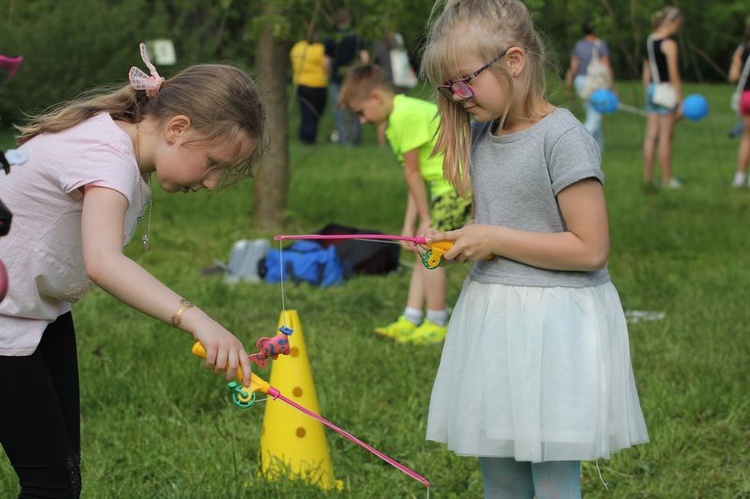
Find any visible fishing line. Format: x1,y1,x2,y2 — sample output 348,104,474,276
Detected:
278,238,286,313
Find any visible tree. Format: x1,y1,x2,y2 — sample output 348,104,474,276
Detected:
251,3,291,230
0,0,432,231
245,0,431,230
2,0,745,230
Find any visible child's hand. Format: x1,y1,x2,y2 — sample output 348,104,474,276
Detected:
417,228,452,264
425,225,494,263
192,325,252,387
417,219,432,237
400,225,419,252
674,103,685,122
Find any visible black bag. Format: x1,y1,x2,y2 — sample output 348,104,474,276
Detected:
315,223,400,278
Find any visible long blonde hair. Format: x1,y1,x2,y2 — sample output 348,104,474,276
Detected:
17,64,267,181
651,6,683,31
421,0,547,196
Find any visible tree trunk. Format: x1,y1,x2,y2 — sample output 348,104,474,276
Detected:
252,11,290,230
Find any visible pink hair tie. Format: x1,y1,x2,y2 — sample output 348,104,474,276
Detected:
129,42,164,97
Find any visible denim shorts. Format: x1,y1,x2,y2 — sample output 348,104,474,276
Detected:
645,83,677,115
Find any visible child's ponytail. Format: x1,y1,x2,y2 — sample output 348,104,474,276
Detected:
17,85,142,144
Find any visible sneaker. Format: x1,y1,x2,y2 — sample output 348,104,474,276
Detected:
732,172,747,188
666,178,683,189
729,122,744,139
373,316,417,341
395,319,447,345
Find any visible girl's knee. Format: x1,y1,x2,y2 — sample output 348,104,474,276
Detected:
479,457,534,498
531,461,581,499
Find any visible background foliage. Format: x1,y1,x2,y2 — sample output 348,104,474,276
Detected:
1,0,749,125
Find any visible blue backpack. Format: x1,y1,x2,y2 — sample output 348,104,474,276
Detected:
261,240,344,287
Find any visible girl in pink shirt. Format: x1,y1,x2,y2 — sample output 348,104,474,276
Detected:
0,43,266,497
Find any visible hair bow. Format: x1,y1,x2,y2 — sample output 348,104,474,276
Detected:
129,42,165,97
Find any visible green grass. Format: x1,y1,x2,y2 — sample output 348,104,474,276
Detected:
1,81,749,498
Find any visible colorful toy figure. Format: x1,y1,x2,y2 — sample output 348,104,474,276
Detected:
421,240,454,269
249,325,294,368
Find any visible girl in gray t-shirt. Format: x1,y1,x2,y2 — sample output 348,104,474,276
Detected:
420,1,648,496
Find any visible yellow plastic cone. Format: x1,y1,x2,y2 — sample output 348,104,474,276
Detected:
259,309,343,490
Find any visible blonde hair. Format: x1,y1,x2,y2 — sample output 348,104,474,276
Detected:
339,64,393,109
17,64,267,182
651,6,683,31
421,0,547,196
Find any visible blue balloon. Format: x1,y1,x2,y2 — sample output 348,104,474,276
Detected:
682,94,709,121
589,89,619,114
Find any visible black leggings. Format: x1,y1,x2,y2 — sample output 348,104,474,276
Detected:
0,313,81,498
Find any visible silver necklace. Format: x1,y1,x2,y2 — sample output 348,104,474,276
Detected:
135,122,152,251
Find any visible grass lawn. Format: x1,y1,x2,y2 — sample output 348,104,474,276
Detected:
0,81,748,498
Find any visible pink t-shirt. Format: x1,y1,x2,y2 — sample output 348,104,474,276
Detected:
0,113,150,355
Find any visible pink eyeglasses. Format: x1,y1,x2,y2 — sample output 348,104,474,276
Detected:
437,48,510,100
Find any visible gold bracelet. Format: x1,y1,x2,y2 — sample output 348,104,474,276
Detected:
171,298,194,328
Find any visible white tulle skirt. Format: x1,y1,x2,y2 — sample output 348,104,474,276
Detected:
426,279,649,462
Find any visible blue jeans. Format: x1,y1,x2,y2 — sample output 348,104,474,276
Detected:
574,75,604,153
328,82,362,147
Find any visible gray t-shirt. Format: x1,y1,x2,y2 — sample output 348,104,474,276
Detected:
573,39,610,77
469,108,610,288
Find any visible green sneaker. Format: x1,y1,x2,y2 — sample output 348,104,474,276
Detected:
396,319,446,345
373,316,418,341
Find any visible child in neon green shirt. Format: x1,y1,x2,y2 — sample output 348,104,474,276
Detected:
339,64,471,344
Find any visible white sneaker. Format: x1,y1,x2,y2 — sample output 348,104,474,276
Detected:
732,172,746,188
666,178,683,189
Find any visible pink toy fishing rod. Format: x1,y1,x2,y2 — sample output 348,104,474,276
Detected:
270,390,431,487
275,233,429,244
275,232,492,268
275,233,452,268
192,342,431,488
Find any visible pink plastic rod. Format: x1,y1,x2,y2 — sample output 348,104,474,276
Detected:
274,233,427,245
274,392,431,487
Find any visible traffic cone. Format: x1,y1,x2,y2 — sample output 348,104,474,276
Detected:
259,309,343,490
